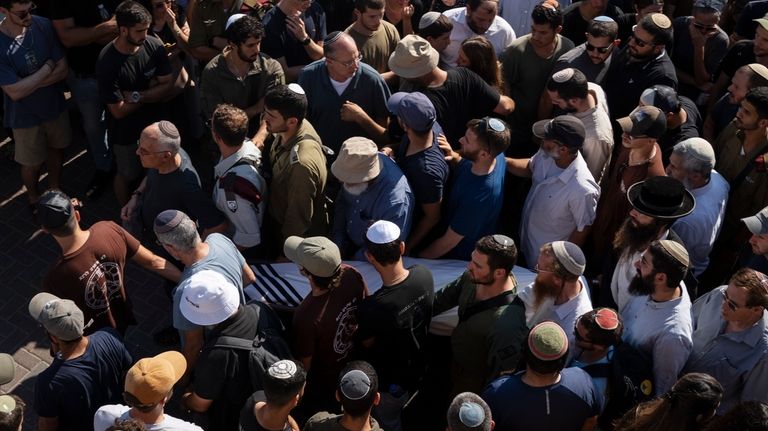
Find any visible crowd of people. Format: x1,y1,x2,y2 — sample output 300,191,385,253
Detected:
1,0,768,429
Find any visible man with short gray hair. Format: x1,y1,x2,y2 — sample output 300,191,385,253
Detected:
153,209,255,377
121,121,226,247
666,138,729,276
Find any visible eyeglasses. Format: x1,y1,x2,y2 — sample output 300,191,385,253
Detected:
721,290,743,312
136,140,170,156
533,263,554,274
477,117,507,134
9,2,36,19
630,25,656,48
585,42,612,54
329,53,362,68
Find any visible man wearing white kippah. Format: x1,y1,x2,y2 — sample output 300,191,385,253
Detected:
516,241,593,352
239,360,306,431
264,83,330,253
621,240,693,396
358,220,435,431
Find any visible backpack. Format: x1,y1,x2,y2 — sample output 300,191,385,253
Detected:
217,158,265,213
582,342,655,430
208,301,293,392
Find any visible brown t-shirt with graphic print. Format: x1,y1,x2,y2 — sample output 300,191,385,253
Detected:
43,221,140,335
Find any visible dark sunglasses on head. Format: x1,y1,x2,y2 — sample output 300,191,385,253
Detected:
585,42,612,54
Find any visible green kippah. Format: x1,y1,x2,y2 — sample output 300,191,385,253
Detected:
528,321,568,361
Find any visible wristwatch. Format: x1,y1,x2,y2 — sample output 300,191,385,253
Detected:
301,36,311,46
130,91,141,103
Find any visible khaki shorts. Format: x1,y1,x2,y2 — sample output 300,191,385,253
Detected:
13,110,72,166
113,143,144,181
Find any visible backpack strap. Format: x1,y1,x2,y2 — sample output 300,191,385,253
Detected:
729,143,768,193
460,290,517,323
218,158,263,212
212,335,256,350
581,362,612,379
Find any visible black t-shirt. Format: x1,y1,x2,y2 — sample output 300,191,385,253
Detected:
603,47,678,118
140,154,225,233
418,67,500,148
95,36,172,146
717,40,755,80
196,305,260,431
51,0,122,74
261,3,327,68
355,265,435,389
658,95,702,164
239,391,294,431
561,2,624,46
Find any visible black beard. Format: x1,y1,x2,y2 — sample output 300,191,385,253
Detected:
628,270,655,296
612,217,664,254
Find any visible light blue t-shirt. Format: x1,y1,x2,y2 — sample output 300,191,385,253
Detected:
173,233,247,331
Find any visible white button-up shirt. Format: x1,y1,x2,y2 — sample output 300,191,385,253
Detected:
442,7,517,67
520,150,599,267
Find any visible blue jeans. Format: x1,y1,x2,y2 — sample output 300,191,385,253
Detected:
68,72,111,172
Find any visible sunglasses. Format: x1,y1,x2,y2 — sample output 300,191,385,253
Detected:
630,25,655,48
585,42,612,54
8,2,36,19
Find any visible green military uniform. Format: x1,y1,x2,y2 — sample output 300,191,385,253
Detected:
714,122,768,234
199,49,285,119
433,271,520,394
188,0,244,49
268,119,329,245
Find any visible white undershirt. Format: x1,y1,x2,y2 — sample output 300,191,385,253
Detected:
330,76,353,95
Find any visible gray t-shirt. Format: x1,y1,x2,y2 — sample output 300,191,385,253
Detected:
173,233,247,331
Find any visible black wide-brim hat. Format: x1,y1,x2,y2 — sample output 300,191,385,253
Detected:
627,176,695,220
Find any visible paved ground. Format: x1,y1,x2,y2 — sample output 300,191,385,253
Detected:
0,131,180,429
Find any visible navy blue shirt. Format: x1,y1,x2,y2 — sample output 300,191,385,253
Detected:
395,122,450,206
444,153,506,260
261,3,327,67
482,367,602,431
0,16,68,128
34,329,132,431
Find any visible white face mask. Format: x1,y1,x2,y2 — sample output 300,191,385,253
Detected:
343,182,369,195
